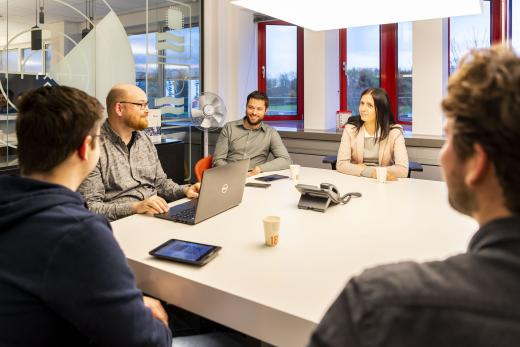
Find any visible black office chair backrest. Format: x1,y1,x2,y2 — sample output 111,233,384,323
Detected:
0,166,20,176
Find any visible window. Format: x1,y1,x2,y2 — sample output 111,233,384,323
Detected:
129,26,200,120
345,26,380,113
164,26,200,119
513,0,520,53
0,49,20,73
340,25,404,124
338,0,504,127
45,44,52,74
397,22,412,124
22,48,43,74
258,21,304,120
449,0,491,74
128,33,159,106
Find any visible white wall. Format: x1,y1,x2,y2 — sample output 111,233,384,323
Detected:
303,29,339,130
204,0,257,121
412,19,449,136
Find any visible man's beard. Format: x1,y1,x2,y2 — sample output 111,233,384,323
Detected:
245,114,262,126
127,115,148,130
446,170,478,216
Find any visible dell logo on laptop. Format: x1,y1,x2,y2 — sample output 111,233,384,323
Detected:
221,184,229,194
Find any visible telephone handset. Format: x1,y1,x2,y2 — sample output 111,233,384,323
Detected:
295,183,361,212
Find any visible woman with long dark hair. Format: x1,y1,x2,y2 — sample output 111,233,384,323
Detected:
336,88,409,179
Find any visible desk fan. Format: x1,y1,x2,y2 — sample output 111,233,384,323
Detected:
191,92,227,157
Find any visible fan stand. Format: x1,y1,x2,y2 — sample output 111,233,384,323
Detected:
203,128,209,157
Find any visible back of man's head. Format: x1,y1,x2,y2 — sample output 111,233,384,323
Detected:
16,86,104,175
442,45,520,214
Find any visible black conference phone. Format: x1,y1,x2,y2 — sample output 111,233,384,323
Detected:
295,183,361,212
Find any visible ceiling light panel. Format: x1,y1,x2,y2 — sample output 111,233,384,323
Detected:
232,0,483,31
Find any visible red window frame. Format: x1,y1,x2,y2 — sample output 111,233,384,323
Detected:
258,21,304,121
339,29,347,112
491,0,504,43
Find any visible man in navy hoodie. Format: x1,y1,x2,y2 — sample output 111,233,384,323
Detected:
0,86,172,346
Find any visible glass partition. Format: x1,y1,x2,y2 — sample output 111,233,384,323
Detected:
0,0,202,182
135,1,202,181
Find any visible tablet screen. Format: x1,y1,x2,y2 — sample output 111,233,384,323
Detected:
154,240,217,262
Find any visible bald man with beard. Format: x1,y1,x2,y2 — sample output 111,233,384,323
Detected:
79,84,200,221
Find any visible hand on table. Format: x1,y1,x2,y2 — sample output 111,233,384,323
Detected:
132,195,169,215
247,166,262,177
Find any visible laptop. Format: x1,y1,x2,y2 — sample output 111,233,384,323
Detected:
155,159,250,225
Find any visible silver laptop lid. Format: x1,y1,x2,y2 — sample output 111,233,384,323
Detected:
194,159,250,224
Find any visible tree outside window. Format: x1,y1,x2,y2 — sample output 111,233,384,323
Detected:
449,1,491,74
346,25,380,113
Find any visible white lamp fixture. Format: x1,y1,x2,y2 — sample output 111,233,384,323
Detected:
231,0,483,31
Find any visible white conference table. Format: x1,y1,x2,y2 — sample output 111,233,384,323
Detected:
112,167,477,347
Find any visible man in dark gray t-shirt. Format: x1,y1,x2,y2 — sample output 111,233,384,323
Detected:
212,90,291,177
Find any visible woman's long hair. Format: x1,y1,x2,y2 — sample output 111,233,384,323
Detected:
350,88,396,143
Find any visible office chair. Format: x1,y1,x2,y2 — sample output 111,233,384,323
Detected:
194,155,213,182
322,155,423,178
0,165,20,176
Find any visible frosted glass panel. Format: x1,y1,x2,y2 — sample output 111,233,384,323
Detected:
0,1,139,169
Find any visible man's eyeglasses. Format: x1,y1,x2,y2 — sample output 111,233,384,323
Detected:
119,101,149,110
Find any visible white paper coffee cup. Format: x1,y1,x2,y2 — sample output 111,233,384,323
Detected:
376,167,387,183
289,164,300,181
263,216,280,247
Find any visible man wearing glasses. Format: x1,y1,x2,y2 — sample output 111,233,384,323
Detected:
79,83,200,221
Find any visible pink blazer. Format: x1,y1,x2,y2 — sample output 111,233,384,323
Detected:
336,124,409,178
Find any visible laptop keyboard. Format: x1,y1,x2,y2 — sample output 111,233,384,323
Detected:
172,207,196,223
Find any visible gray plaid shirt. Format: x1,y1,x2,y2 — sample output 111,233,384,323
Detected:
212,119,291,172
78,121,188,221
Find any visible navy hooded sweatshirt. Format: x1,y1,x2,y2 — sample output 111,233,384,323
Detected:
0,175,172,347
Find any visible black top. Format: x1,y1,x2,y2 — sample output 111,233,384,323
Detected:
0,175,172,347
308,216,520,347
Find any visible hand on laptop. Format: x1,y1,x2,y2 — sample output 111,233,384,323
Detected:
132,195,169,215
184,182,200,199
143,296,169,327
247,166,262,177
